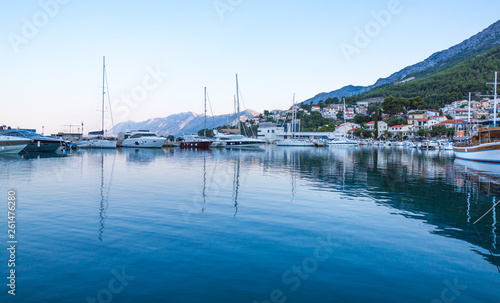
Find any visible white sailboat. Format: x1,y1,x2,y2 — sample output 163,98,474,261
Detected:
79,57,117,149
218,74,265,149
277,93,314,147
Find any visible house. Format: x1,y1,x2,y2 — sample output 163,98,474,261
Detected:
430,116,447,123
365,121,388,138
474,109,490,120
432,119,466,129
415,119,439,130
448,108,474,120
311,106,321,112
335,122,360,136
426,109,439,117
345,108,356,119
357,106,368,115
408,111,428,126
388,124,414,138
356,97,383,107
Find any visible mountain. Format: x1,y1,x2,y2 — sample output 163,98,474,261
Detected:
302,20,500,105
347,45,500,107
111,109,259,137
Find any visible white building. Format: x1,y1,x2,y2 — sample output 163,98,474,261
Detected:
365,121,388,138
388,124,414,138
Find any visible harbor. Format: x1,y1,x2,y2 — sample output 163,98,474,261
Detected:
0,146,499,302
3,2,500,302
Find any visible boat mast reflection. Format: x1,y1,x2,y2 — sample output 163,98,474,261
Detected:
232,157,240,217
98,151,116,241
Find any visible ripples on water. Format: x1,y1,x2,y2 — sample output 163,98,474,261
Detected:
0,146,499,302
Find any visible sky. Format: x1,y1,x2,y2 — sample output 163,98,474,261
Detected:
1,0,499,134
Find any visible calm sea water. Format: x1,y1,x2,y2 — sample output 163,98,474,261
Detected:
0,146,499,302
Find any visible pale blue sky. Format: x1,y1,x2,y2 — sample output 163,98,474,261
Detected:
1,0,499,134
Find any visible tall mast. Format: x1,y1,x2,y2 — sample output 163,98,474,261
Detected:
204,87,207,137
236,74,240,134
292,94,295,138
101,56,106,136
468,92,471,127
494,72,498,127
343,97,347,138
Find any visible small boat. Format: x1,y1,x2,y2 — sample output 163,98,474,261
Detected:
453,127,500,163
419,140,439,150
0,135,30,155
118,130,167,148
407,142,417,148
328,138,358,146
313,139,327,147
179,134,212,149
0,129,65,153
179,88,213,149
438,140,453,150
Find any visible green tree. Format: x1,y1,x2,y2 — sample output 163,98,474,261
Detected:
386,116,407,127
336,111,344,121
382,96,409,116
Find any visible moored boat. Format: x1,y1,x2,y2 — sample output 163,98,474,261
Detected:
0,135,30,155
179,134,212,149
118,130,167,148
453,127,500,163
0,129,65,153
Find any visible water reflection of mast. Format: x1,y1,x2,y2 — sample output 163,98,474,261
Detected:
290,150,297,201
232,157,240,217
492,197,497,249
202,154,207,212
99,151,116,241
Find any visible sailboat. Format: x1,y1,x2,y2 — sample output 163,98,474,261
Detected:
180,87,212,149
328,98,358,146
216,74,265,149
79,57,117,149
276,94,315,146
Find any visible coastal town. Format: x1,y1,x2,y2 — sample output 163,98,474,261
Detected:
248,95,500,143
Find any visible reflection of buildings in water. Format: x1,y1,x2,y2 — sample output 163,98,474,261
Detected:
269,147,499,268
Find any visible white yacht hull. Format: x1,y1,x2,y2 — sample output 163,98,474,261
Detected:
276,140,315,146
79,139,117,149
224,141,265,149
121,137,167,148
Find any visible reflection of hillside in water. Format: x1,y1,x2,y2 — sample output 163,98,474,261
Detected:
268,147,499,269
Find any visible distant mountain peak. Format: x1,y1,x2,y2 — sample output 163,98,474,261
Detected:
111,109,258,137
